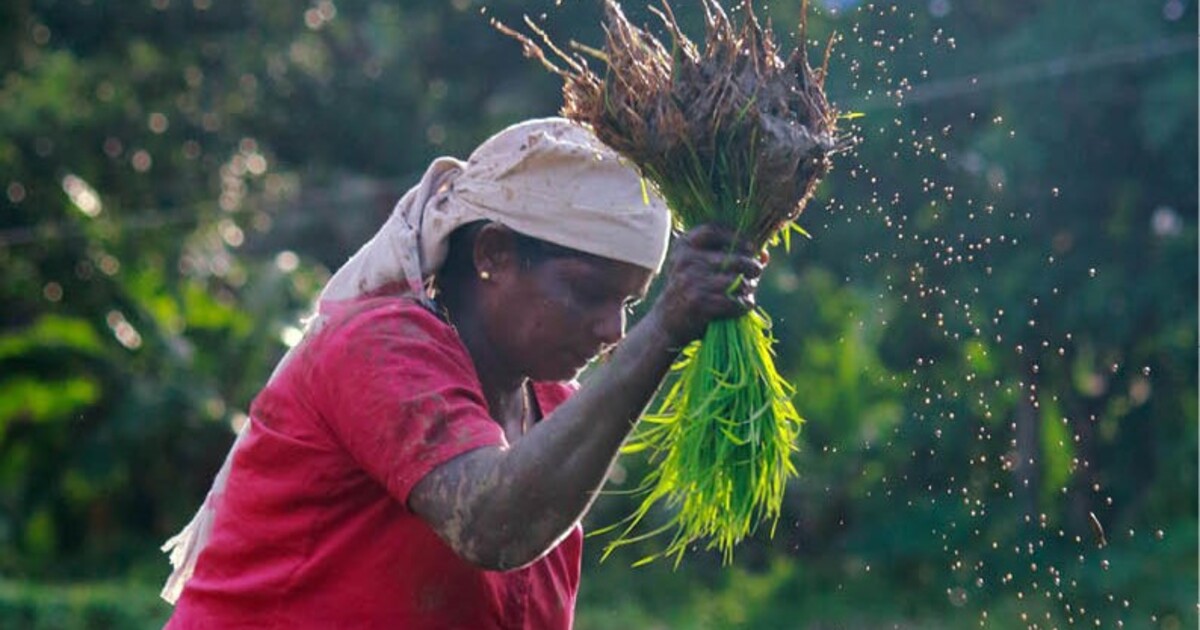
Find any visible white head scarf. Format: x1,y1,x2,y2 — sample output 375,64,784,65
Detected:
160,118,671,603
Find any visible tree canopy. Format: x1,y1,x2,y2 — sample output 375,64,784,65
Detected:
0,1,1194,627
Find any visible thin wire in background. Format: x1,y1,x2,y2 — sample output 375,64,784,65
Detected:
1,35,1194,248
837,33,1198,111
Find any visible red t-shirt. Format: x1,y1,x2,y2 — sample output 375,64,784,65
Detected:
168,297,582,629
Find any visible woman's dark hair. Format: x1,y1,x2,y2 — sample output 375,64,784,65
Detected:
438,220,582,288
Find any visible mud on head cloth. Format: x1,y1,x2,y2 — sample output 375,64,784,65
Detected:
422,117,672,276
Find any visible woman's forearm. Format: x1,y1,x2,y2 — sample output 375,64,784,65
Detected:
409,307,680,570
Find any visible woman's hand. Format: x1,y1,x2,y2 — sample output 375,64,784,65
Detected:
649,224,765,347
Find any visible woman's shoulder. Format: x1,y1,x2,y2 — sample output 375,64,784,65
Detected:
326,295,450,331
313,295,460,355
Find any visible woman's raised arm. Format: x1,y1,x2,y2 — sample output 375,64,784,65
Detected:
408,226,763,570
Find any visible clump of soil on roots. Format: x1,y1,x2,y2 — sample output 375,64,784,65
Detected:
498,0,853,246
498,0,855,564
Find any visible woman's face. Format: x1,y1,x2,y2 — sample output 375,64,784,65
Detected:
486,253,653,382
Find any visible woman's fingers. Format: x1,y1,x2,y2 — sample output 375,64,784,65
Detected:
674,240,764,278
678,224,756,256
652,224,770,344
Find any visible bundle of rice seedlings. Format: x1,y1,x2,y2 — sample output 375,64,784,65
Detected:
497,0,852,564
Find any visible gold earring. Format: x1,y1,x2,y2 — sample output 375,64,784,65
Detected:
479,270,491,281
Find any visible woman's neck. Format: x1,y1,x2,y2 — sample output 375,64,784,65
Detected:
438,290,529,435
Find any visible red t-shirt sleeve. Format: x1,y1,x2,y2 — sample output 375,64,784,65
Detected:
307,299,505,506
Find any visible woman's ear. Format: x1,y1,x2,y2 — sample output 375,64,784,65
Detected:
471,223,520,283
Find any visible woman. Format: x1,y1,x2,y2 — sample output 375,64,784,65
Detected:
161,118,764,628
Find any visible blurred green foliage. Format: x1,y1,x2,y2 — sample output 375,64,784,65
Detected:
0,580,166,630
0,0,1195,628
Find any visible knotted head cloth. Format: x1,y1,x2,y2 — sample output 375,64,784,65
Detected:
319,117,671,304
160,118,671,603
